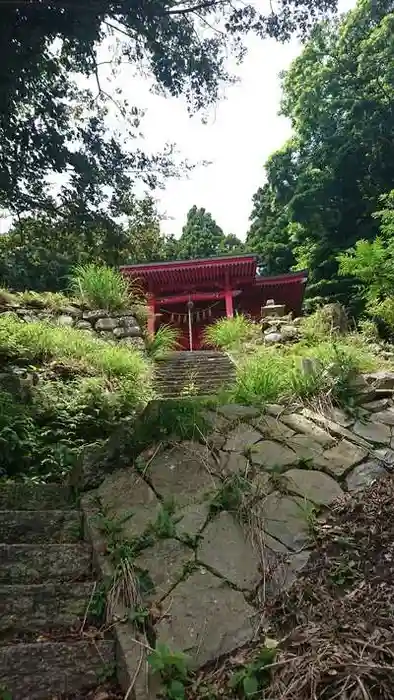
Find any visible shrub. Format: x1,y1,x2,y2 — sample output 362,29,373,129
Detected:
203,314,260,350
0,315,152,386
145,325,181,359
69,263,137,311
358,318,380,341
231,339,379,408
17,290,71,311
299,304,348,344
367,297,394,333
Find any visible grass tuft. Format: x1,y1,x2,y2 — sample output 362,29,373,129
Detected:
203,314,260,350
69,263,140,311
145,324,181,359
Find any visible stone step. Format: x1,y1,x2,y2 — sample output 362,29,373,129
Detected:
0,640,115,699
0,483,74,511
0,510,82,544
0,544,92,584
0,581,96,637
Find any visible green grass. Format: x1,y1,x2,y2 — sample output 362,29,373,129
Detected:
69,263,139,311
229,337,386,408
203,314,260,350
0,314,151,383
145,324,181,359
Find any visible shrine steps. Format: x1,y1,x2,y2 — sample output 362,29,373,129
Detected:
154,351,236,398
0,482,115,699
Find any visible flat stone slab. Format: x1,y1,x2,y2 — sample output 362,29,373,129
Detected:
264,549,311,598
218,451,249,477
217,404,261,420
134,539,193,601
375,448,394,468
353,420,391,445
361,399,391,412
251,440,297,471
176,502,210,540
0,544,92,584
146,442,219,507
280,414,335,446
94,468,158,539
283,468,343,506
346,460,387,492
0,510,81,544
155,570,256,666
322,439,368,477
0,582,94,633
0,640,115,699
0,483,73,511
252,415,295,440
364,371,394,389
198,512,260,590
223,424,262,452
286,435,324,461
258,492,310,550
203,410,230,434
373,409,394,426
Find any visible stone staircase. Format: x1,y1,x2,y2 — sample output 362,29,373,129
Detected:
0,482,115,700
154,351,236,398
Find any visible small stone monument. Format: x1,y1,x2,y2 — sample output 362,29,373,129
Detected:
261,298,286,319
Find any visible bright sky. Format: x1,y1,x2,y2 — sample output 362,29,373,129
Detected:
111,0,357,240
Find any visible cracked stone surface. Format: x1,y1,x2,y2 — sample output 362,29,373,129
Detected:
353,420,391,445
286,435,324,461
134,539,193,601
373,409,394,426
176,502,210,539
264,549,311,597
217,404,260,420
258,492,310,550
198,512,260,590
346,460,387,492
95,469,159,538
146,442,218,507
280,414,335,446
250,440,297,470
218,451,249,476
155,569,256,666
252,415,295,441
283,468,343,506
223,424,262,452
321,439,368,477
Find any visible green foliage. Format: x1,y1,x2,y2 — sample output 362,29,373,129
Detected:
338,235,394,304
209,475,248,516
0,315,151,384
229,642,278,698
69,263,136,311
134,399,210,452
231,338,378,408
178,206,226,260
145,325,181,359
247,3,394,311
151,499,180,539
368,298,394,333
148,642,190,700
358,318,379,342
203,315,260,351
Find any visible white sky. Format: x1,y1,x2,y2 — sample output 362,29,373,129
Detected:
115,0,356,240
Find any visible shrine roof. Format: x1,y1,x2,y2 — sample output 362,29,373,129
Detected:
120,254,258,291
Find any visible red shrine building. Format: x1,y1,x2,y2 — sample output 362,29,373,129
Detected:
120,255,308,351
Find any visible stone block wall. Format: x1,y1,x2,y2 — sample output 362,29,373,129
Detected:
0,302,146,350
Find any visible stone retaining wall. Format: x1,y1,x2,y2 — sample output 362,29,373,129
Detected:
0,302,145,350
82,369,394,698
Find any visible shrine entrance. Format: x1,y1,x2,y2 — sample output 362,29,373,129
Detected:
120,255,308,351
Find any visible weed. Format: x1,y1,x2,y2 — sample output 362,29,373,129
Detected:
128,604,150,627
328,559,358,587
89,581,108,620
146,325,181,359
298,499,319,539
69,263,140,311
97,661,116,683
0,687,12,700
209,475,249,516
17,290,71,311
229,641,278,698
148,642,191,700
152,499,180,539
203,314,260,351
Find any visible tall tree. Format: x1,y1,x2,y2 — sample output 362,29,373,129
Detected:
247,0,394,310
179,206,225,258
0,0,338,222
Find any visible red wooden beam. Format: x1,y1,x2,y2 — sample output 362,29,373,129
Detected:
156,290,242,305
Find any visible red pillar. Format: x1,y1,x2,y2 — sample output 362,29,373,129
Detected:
147,295,155,335
225,289,234,318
